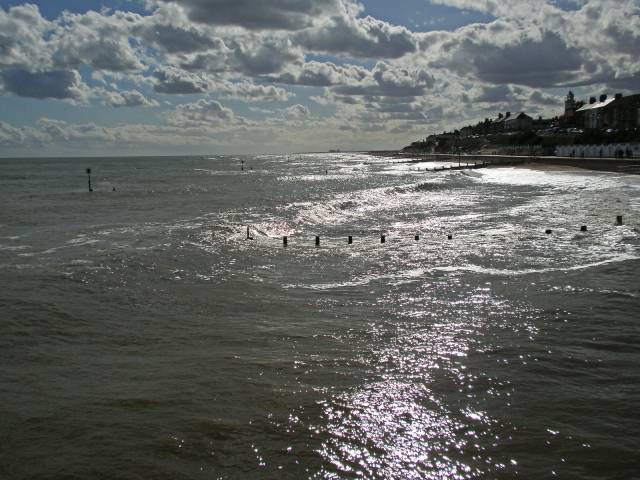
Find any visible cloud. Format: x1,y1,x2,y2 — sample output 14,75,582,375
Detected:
153,66,211,94
330,62,435,98
0,116,237,152
434,30,583,88
138,23,220,54
165,99,236,127
529,90,561,106
295,15,417,59
0,68,89,101
270,61,367,87
180,37,303,77
420,0,640,90
0,4,52,69
36,118,119,143
232,40,302,75
285,104,311,119
216,80,293,102
153,0,347,30
51,10,144,72
418,16,587,89
152,66,292,101
100,89,160,107
0,120,48,146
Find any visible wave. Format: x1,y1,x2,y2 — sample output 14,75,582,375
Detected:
433,253,640,277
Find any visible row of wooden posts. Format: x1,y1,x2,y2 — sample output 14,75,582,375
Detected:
246,216,625,246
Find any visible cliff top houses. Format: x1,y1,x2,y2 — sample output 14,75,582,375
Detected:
426,90,639,144
564,91,640,130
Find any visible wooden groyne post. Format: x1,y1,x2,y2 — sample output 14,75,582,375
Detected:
86,168,93,192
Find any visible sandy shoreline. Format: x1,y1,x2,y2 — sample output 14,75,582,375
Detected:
368,151,640,174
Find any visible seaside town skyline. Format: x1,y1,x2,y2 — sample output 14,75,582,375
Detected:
1,0,639,156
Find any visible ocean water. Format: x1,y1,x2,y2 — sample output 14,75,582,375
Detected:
0,154,639,479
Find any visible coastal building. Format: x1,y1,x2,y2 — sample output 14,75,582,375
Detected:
488,112,534,132
562,91,585,125
564,91,577,118
575,93,640,130
504,112,533,131
489,112,508,133
576,94,616,129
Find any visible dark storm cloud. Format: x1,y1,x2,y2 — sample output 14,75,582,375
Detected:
435,31,584,88
473,84,516,103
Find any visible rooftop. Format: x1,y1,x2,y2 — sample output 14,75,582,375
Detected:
576,97,616,112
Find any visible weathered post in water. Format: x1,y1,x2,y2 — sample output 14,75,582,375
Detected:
381,235,386,244
348,236,353,244
241,160,245,171
283,236,288,247
415,234,420,241
247,226,250,239
581,225,588,232
316,236,320,247
86,168,93,192
616,215,623,225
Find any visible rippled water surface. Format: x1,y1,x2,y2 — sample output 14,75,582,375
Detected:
1,154,639,479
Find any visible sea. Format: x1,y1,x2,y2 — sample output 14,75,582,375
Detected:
0,154,639,479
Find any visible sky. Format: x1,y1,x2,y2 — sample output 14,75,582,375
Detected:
0,0,639,156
